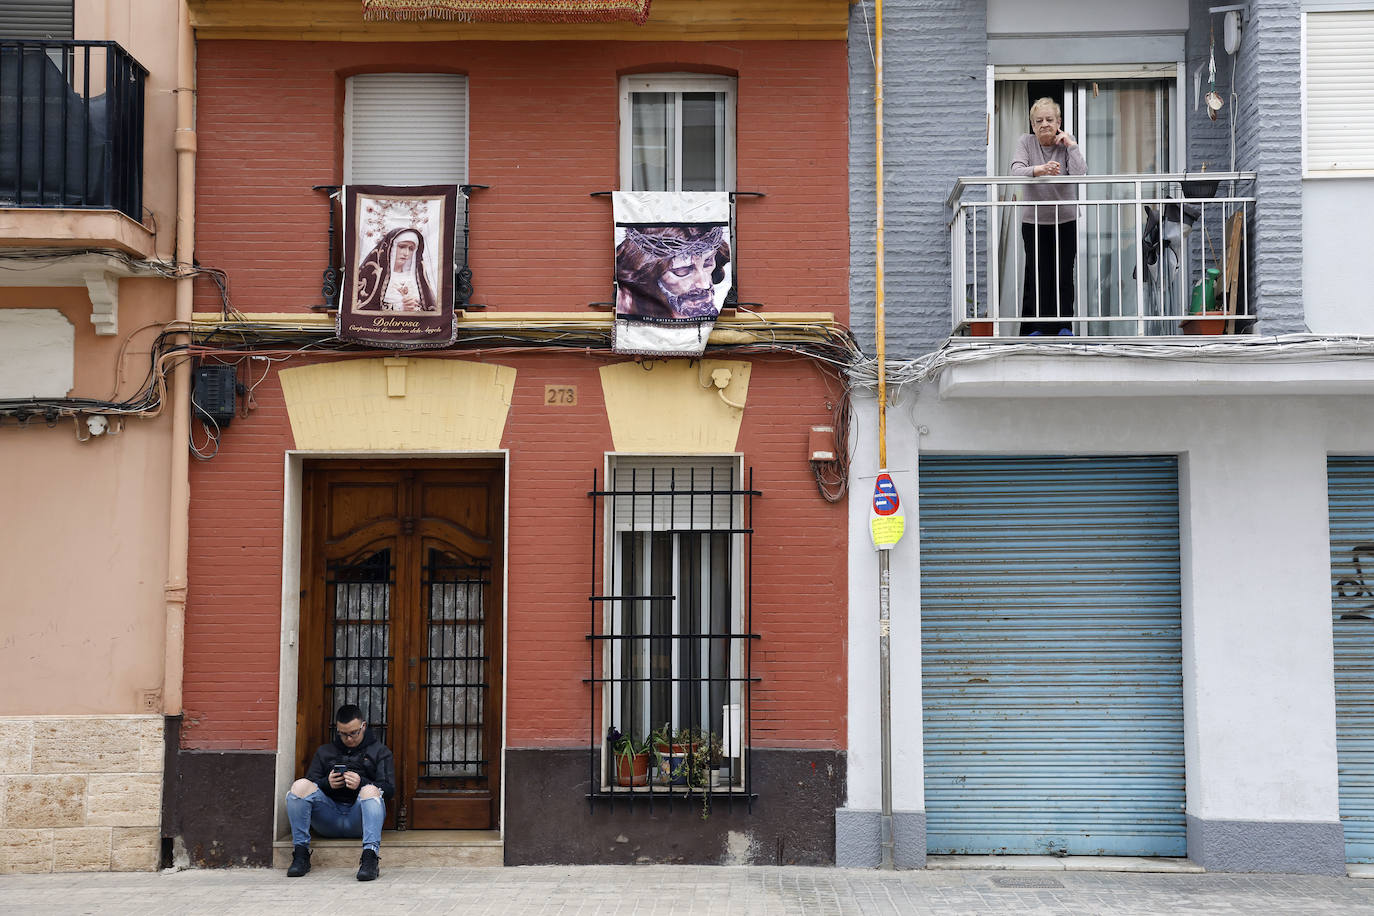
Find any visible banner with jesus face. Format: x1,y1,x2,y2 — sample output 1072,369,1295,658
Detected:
612,191,733,356
339,185,458,349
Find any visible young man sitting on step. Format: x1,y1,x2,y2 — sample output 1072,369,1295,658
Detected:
285,704,395,881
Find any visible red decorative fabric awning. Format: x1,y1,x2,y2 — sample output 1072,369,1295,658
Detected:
362,0,651,23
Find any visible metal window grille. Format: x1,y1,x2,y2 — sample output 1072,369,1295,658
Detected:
325,550,394,746
421,548,489,779
586,459,759,809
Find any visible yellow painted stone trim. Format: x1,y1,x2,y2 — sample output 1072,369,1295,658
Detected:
187,0,848,41
600,359,750,453
280,357,515,450
190,311,843,348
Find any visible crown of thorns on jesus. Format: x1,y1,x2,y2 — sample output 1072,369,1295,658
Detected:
622,226,725,260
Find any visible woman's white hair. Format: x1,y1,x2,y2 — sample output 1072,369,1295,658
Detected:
1029,97,1061,122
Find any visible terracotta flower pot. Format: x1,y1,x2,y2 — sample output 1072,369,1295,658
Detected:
614,751,649,787
1181,313,1227,335
969,320,994,338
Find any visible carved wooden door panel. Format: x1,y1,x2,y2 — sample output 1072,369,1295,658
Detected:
297,461,503,831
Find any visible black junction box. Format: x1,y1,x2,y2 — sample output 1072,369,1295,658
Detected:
192,364,236,426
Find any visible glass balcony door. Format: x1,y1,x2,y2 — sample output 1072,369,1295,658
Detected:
992,73,1178,335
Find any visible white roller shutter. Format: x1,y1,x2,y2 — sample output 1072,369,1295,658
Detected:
345,73,467,185
608,455,743,532
1305,11,1374,174
0,0,73,39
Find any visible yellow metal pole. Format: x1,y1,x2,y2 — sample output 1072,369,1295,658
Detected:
874,0,888,472
873,0,895,871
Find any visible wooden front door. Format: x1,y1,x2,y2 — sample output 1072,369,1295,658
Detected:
297,460,503,830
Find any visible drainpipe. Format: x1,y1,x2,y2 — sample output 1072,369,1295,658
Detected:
163,0,196,718
873,0,895,872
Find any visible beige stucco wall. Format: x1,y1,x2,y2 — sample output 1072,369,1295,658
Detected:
75,0,182,260
0,285,174,716
0,0,181,717
0,0,184,859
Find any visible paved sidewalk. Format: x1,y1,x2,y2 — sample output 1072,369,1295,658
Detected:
4,865,1374,915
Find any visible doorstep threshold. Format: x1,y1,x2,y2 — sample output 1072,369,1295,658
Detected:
273,829,501,849
926,855,1202,874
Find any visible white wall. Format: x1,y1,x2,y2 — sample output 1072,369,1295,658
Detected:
1303,179,1374,335
0,309,73,398
847,389,1364,824
846,401,924,812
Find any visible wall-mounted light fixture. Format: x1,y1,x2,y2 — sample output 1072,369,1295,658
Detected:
1209,4,1245,54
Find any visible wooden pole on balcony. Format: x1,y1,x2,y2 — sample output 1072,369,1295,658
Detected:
873,0,895,873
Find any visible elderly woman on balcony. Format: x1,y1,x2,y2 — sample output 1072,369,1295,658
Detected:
1010,97,1086,336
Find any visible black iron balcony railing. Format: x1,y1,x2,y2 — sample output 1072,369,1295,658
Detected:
0,40,147,221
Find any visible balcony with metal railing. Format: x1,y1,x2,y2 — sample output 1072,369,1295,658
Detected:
0,40,154,335
0,40,147,221
948,172,1256,339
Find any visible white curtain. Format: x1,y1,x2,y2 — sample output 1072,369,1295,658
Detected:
1081,82,1170,334
993,82,1029,328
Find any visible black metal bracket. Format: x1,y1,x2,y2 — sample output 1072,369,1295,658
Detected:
457,184,489,308
311,185,341,312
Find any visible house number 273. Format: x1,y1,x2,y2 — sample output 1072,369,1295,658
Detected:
545,385,577,406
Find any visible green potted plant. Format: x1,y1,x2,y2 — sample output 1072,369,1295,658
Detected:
676,728,724,818
607,727,650,787
649,723,692,785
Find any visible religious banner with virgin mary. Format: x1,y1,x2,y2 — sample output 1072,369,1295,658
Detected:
339,185,458,348
612,190,733,357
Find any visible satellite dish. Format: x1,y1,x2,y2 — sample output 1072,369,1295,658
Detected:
1224,11,1242,54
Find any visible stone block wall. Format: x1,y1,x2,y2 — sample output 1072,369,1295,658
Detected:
0,716,163,873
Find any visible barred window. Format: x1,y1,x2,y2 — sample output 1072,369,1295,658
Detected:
588,456,758,803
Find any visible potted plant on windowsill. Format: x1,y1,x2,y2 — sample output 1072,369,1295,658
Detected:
607,727,650,787
1181,267,1226,335
649,723,694,785
651,725,724,792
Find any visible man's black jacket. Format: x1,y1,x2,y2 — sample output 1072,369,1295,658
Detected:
304,728,396,805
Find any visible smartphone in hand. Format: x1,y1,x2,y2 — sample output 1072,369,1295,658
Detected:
332,764,347,776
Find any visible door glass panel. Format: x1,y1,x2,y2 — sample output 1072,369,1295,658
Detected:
326,549,393,745
422,548,488,779
1077,79,1174,335
994,78,1175,335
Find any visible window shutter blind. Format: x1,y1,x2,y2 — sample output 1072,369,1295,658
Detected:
0,0,73,39
346,74,468,185
609,456,742,532
1306,11,1374,173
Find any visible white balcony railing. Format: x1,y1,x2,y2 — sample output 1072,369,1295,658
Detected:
948,172,1256,338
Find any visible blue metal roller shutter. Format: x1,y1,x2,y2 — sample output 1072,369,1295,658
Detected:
1328,457,1374,863
919,455,1186,856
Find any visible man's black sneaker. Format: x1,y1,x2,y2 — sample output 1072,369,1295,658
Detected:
286,844,311,877
356,848,380,881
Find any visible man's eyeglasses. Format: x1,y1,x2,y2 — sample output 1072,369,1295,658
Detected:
338,725,365,739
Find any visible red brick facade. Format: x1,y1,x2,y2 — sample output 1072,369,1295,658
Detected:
192,40,848,316
184,38,849,755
